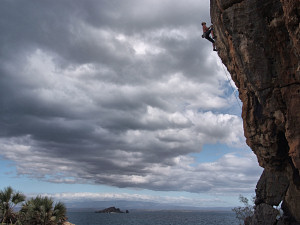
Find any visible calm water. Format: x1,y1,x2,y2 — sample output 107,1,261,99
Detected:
67,211,239,225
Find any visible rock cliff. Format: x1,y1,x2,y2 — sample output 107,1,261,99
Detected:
210,0,300,224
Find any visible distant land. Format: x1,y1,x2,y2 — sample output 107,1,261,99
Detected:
95,206,127,213
65,200,232,212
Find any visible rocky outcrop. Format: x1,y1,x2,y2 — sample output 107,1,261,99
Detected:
210,0,300,224
95,206,125,213
63,222,75,225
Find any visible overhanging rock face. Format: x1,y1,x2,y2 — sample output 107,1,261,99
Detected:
210,0,300,224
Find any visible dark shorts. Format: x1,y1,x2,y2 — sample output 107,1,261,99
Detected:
204,29,214,43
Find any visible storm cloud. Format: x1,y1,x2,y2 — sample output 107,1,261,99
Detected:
0,0,260,194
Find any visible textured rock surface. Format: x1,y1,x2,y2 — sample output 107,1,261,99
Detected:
255,170,289,206
63,222,75,225
249,203,279,225
210,0,300,223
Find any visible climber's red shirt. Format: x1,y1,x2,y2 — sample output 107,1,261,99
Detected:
202,24,209,33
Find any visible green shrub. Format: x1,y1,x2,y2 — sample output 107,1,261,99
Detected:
232,195,254,225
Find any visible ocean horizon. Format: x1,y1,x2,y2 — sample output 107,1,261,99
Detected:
67,210,239,225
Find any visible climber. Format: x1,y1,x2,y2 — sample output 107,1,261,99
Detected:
201,22,217,51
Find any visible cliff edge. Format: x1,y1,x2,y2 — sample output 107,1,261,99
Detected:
210,0,300,224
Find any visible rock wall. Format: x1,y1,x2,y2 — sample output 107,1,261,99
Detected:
210,0,300,224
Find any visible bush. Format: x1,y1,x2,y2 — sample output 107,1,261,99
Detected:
0,186,26,224
19,196,67,225
0,187,67,225
232,195,254,225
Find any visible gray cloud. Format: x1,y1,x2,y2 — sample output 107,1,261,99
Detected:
0,0,260,193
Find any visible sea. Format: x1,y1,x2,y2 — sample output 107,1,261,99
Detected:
67,211,239,225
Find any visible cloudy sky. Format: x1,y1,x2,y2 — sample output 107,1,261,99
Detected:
0,0,262,208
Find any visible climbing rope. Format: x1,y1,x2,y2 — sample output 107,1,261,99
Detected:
218,58,242,110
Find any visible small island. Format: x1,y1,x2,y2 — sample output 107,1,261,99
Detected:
95,206,129,214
